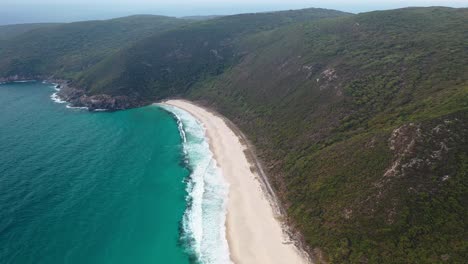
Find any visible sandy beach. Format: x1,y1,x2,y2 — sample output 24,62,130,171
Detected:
163,100,310,264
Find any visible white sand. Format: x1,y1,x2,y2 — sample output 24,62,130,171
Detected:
163,100,310,264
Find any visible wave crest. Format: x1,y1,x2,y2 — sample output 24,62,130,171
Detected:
159,104,231,264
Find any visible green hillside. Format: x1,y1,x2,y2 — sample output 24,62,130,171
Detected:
76,6,467,263
74,8,351,97
0,23,61,40
187,7,468,263
0,15,188,79
0,6,467,263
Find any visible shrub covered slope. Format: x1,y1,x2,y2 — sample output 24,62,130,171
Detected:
0,15,188,79
1,7,467,263
187,7,468,263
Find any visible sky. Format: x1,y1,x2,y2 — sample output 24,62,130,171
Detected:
0,0,467,25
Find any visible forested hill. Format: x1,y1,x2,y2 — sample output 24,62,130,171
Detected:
186,7,468,263
76,7,467,263
0,23,61,40
74,8,351,97
0,8,349,83
0,15,188,79
1,6,467,263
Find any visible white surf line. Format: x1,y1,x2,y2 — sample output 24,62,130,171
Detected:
161,100,311,264
48,83,92,111
157,103,232,264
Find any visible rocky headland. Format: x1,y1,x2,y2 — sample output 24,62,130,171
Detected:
0,75,145,111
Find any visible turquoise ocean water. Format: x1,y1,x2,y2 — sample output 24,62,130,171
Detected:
0,81,194,263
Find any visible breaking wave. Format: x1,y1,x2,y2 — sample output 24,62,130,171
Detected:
158,104,231,264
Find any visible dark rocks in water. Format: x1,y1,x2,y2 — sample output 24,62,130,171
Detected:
0,75,146,111
57,85,146,111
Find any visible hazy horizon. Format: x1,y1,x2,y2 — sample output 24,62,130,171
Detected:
1,0,467,25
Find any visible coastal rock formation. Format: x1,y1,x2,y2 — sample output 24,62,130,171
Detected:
0,75,145,111
57,85,144,111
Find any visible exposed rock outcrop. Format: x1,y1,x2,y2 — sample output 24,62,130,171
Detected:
1,75,146,111
57,85,146,111
364,112,468,223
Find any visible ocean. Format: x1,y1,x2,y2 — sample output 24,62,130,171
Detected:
0,81,230,264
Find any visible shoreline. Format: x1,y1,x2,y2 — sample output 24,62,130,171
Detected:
5,78,312,262
0,76,146,111
162,99,311,264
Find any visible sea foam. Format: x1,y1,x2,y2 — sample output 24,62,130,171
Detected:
49,84,90,111
13,80,35,83
159,104,232,264
47,82,66,104
50,92,67,104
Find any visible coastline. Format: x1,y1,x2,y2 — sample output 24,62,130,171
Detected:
8,76,312,262
162,100,311,264
0,76,146,111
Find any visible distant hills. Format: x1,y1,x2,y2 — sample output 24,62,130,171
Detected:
0,15,188,79
0,23,61,40
180,15,222,21
75,8,350,98
1,7,467,263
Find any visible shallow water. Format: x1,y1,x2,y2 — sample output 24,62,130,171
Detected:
0,81,191,264
159,105,231,264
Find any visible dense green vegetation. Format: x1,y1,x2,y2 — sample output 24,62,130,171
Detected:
75,8,350,97
187,7,468,263
1,7,467,263
0,23,61,40
0,15,189,78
